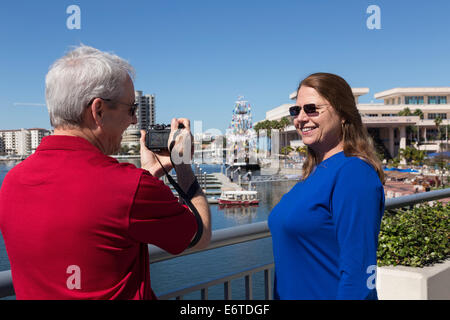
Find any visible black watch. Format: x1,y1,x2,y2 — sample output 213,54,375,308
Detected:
185,178,201,201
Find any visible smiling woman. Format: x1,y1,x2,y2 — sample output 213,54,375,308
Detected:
268,73,386,300
296,73,384,181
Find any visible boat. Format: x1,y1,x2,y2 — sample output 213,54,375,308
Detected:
218,190,259,206
225,161,260,171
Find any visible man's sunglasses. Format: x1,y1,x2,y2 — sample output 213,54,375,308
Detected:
289,104,329,117
88,98,138,117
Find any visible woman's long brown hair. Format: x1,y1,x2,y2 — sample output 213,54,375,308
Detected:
299,73,385,183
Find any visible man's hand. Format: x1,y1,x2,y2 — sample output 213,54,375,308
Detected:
140,118,194,178
140,130,173,179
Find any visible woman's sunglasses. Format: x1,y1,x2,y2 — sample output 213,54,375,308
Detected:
289,104,329,116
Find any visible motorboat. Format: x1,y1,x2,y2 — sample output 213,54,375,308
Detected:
218,190,259,206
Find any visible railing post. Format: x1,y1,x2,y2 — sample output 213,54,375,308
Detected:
245,274,253,300
201,288,208,300
224,281,231,300
264,269,272,300
0,270,14,298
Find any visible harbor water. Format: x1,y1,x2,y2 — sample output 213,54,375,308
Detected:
0,160,298,299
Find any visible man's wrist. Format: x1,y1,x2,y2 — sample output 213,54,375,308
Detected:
174,164,197,192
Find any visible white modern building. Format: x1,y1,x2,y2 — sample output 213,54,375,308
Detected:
121,90,155,147
0,128,50,156
263,87,450,158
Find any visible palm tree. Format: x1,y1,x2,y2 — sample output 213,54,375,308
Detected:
413,109,424,119
398,107,412,116
413,109,424,144
254,120,273,156
253,122,261,134
279,116,290,149
399,146,416,164
261,120,272,136
434,116,443,142
119,145,130,155
281,146,294,157
398,108,414,144
130,144,140,155
412,149,426,166
295,146,307,160
399,146,426,166
278,117,291,165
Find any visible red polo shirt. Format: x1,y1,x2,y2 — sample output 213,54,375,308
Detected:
0,135,197,299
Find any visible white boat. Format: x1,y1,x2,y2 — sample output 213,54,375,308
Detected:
218,190,259,206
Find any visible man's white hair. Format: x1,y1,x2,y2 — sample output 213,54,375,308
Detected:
45,45,135,128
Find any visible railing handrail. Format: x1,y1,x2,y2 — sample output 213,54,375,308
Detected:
1,187,449,298
148,187,450,263
149,220,270,263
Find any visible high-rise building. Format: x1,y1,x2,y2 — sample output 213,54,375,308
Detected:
0,128,50,155
29,128,50,153
121,90,155,147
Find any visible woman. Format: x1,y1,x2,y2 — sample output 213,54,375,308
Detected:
268,73,385,300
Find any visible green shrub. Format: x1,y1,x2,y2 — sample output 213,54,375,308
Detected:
377,201,449,268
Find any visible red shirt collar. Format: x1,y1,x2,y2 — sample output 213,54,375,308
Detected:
37,135,104,154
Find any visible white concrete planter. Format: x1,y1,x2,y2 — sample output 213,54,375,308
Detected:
376,259,450,300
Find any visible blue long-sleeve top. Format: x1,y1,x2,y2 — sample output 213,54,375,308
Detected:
268,151,385,300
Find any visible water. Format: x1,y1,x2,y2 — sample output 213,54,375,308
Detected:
0,160,298,299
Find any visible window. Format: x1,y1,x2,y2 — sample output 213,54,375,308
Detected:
427,113,447,120
405,96,424,104
428,96,447,104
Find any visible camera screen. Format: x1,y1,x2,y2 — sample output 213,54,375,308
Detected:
147,131,170,148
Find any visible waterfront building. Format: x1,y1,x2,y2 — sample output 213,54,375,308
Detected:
29,128,50,153
121,90,155,147
263,87,450,159
0,128,50,155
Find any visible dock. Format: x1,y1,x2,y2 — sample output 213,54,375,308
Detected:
210,172,244,191
164,172,243,204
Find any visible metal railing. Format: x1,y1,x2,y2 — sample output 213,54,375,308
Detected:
1,187,449,299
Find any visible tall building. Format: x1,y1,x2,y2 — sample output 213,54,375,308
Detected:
29,128,50,153
264,87,450,158
0,128,50,155
121,90,155,147
0,131,15,155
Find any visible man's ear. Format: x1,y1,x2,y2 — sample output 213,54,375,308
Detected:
90,98,104,125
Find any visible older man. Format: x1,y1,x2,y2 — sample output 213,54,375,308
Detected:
0,46,211,299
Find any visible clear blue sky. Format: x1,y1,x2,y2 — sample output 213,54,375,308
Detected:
1,0,449,133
